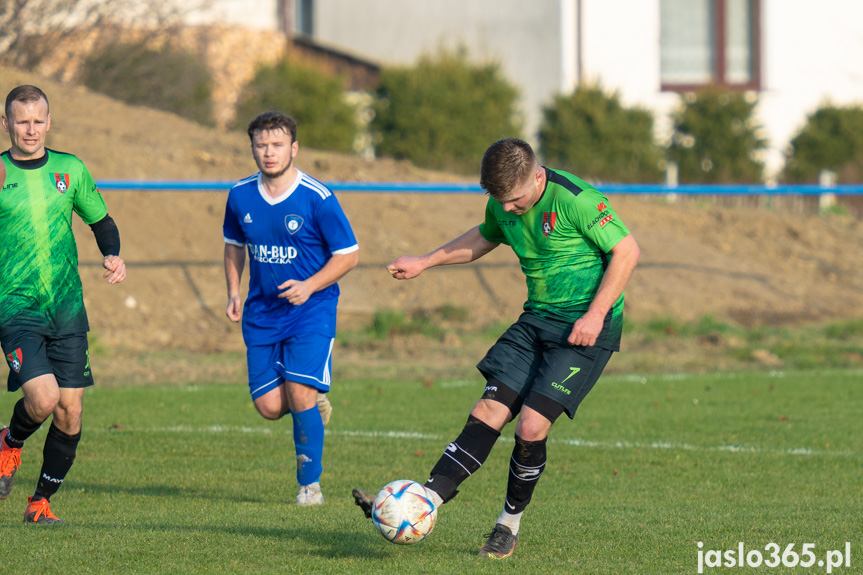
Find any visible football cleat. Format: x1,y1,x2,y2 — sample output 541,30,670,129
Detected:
352,487,375,519
0,428,22,500
296,482,325,506
23,497,65,525
316,393,332,426
478,524,518,559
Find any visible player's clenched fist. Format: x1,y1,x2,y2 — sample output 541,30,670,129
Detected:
386,256,426,280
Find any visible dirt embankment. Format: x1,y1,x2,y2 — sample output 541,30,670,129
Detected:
4,65,863,358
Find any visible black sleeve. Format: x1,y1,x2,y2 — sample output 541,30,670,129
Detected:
89,214,121,257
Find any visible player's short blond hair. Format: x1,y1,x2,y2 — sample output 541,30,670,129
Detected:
479,138,539,201
5,85,49,118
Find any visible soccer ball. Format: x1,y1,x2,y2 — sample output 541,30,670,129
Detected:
371,479,438,545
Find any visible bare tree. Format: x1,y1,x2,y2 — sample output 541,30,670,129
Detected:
0,0,208,69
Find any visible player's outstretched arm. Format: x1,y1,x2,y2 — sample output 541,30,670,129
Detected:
224,243,246,322
386,226,498,280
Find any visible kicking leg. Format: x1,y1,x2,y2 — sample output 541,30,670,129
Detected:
352,401,508,518
353,378,518,519
423,407,504,505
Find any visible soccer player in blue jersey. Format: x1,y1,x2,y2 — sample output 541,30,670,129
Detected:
223,111,359,506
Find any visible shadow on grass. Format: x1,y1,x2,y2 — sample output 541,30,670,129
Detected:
0,516,393,559
71,481,265,504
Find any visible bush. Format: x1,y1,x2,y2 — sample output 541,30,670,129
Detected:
234,58,356,153
80,41,213,126
371,48,521,175
667,88,766,183
367,309,444,340
782,104,863,183
538,85,663,183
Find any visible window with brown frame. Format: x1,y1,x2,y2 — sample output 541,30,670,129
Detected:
660,0,761,91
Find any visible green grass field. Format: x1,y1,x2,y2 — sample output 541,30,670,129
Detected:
1,369,861,574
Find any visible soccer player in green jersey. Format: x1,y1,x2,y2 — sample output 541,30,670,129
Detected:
0,85,126,524
353,138,640,558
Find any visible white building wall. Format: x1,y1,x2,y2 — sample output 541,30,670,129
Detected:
759,0,863,178
181,0,863,180
182,0,278,30
310,0,573,142
574,0,863,179
579,0,679,146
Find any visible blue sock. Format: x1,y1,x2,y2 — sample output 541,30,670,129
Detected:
292,405,324,486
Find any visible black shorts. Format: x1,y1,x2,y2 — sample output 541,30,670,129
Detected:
477,314,613,420
2,330,94,392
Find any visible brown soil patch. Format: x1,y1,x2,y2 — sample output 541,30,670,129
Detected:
4,65,863,381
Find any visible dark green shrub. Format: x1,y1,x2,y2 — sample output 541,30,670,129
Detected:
667,88,766,183
824,319,863,339
234,58,356,153
367,309,443,340
436,303,470,322
782,104,863,183
371,48,521,175
538,85,663,183
80,41,213,126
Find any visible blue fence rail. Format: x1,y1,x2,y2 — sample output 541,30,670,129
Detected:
96,180,863,195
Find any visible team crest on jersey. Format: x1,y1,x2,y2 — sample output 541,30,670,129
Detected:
285,215,304,235
542,212,557,237
5,348,22,373
52,173,70,193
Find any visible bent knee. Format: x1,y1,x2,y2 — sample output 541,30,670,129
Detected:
26,395,60,421
514,417,551,442
470,398,510,431
254,401,287,421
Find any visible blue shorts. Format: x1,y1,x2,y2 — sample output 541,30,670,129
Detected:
246,334,334,400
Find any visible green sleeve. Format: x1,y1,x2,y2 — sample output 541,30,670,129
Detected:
478,197,507,244
571,189,630,253
72,161,108,225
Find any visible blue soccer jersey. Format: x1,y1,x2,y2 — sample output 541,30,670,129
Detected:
223,169,358,345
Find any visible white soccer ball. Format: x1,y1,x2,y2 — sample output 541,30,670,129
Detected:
371,479,438,545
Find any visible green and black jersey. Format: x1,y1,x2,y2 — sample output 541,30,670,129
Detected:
478,168,631,350
0,149,107,337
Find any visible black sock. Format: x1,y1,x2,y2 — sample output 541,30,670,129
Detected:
33,424,80,501
504,434,547,514
425,414,500,503
7,398,42,448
